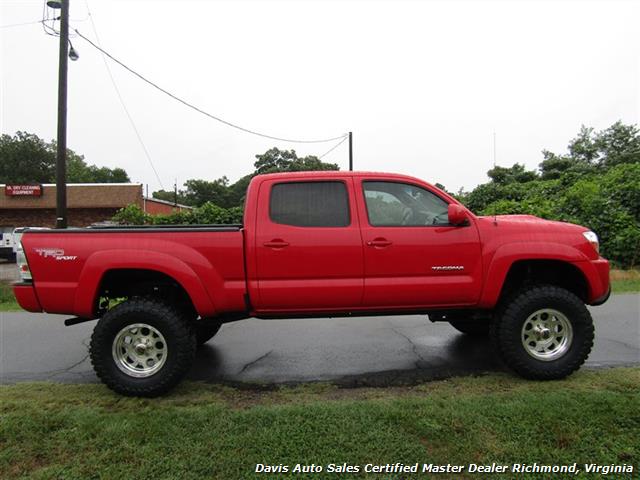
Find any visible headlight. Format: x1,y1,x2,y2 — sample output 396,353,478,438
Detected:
583,231,599,254
16,245,32,282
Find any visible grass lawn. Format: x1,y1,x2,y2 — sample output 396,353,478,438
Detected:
1,368,638,479
610,269,640,293
0,281,19,312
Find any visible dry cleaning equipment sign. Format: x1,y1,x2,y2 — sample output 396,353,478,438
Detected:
4,185,43,197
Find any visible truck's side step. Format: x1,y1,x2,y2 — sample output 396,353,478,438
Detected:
64,317,95,327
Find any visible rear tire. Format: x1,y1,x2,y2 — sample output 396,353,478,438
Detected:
195,322,222,345
449,319,490,336
491,285,594,380
90,298,196,397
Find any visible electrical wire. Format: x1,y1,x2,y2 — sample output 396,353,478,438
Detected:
319,135,348,159
73,28,348,144
84,0,164,189
0,19,46,29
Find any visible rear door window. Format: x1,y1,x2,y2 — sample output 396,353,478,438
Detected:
270,181,350,227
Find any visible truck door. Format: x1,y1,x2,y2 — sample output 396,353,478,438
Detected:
254,178,364,312
356,179,482,308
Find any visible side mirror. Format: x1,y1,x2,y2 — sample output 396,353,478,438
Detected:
448,204,468,226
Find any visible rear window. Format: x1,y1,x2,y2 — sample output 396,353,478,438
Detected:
269,181,350,227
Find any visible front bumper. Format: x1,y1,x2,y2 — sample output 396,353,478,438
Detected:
590,285,611,306
584,258,611,306
12,282,42,312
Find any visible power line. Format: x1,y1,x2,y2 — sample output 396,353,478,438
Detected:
319,135,348,159
74,28,348,145
84,1,164,189
0,19,45,29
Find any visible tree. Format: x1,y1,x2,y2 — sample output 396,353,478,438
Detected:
465,121,640,267
254,148,338,174
154,147,340,208
487,163,538,185
567,125,599,163
540,121,640,172
539,151,577,180
0,131,55,183
0,131,130,184
594,121,640,168
151,189,184,205
67,153,130,183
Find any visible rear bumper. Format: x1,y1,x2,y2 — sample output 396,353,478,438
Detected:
12,283,42,312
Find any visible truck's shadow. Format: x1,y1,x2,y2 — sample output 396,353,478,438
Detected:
187,333,507,388
335,334,507,388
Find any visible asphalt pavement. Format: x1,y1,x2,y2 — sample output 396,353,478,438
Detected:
0,294,638,387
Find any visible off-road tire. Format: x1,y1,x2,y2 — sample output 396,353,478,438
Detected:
490,285,594,380
449,319,490,336
90,298,196,397
195,322,222,345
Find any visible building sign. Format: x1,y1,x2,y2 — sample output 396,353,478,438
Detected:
5,185,43,197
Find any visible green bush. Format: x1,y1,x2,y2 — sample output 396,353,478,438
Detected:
112,204,150,225
466,122,640,267
112,202,244,227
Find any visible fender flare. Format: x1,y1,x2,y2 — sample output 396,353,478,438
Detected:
73,249,217,318
479,242,589,308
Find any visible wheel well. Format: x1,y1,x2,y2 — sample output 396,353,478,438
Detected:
500,260,589,303
96,269,196,317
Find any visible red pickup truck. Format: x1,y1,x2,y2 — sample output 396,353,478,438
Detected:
14,171,610,396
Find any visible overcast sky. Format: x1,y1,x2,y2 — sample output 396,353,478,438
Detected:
1,0,639,194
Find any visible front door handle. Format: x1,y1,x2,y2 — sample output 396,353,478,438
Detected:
366,238,392,248
263,239,290,249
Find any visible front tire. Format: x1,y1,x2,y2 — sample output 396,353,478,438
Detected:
90,298,196,397
491,285,594,380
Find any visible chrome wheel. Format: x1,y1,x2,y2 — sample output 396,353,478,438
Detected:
112,323,167,378
521,309,573,361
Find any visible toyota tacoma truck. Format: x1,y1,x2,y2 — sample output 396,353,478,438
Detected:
13,171,610,396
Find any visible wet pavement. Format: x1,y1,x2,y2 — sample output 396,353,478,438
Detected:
0,294,638,387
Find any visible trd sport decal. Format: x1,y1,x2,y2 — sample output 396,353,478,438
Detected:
34,248,77,261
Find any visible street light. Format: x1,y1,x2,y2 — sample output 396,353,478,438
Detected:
68,40,79,61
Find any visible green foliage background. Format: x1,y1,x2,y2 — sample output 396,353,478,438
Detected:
3,125,636,266
460,122,640,267
0,131,129,183
113,147,337,226
115,122,639,267
151,147,338,208
113,202,244,226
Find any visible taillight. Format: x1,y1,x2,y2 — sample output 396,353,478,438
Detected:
16,245,32,282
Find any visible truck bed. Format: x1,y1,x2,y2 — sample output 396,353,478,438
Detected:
21,226,247,318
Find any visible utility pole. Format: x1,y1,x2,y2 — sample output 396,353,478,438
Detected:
493,130,497,168
54,0,70,229
174,179,178,209
348,131,353,171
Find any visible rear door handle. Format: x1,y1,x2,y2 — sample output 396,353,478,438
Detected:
366,238,392,247
263,239,290,249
